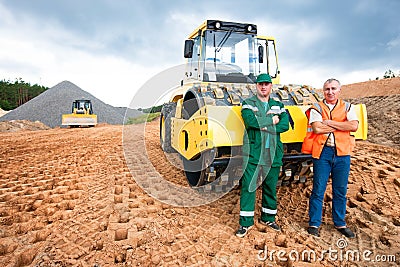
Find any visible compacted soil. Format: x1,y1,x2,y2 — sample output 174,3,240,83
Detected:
0,78,399,266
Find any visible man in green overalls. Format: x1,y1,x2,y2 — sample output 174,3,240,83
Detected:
236,73,289,237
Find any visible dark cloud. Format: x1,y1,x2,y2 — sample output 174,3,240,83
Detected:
1,0,399,98
5,0,398,69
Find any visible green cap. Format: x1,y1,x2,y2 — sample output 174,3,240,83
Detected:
256,73,272,83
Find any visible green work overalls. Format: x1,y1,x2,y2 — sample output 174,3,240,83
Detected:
239,95,289,227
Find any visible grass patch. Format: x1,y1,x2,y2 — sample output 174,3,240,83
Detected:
126,112,160,125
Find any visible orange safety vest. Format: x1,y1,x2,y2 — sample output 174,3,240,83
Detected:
301,100,355,159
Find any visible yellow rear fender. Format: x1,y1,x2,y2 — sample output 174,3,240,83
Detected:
171,105,244,160
352,103,368,140
281,105,310,143
170,102,367,159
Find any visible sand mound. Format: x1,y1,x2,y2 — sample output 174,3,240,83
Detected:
341,77,400,98
0,108,9,118
349,95,400,149
340,77,400,149
0,120,50,132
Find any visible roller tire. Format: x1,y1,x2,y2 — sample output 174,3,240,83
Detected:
160,102,177,153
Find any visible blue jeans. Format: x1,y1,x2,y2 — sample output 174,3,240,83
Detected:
309,146,350,228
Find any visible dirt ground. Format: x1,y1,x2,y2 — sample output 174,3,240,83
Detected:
0,78,399,266
0,120,50,132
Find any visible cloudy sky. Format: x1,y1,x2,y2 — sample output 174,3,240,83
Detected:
0,0,399,108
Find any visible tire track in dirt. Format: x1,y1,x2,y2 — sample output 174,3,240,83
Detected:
1,120,399,266
0,127,116,266
275,140,400,266
347,142,400,259
348,94,400,150
141,120,400,266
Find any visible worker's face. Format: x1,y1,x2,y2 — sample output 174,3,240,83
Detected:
323,81,341,104
256,82,272,98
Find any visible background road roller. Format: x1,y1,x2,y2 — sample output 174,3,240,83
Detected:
62,99,97,128
160,20,368,190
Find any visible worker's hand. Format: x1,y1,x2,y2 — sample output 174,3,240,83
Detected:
322,120,332,126
272,115,280,125
261,127,268,131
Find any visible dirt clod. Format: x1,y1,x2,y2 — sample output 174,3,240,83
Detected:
0,78,399,266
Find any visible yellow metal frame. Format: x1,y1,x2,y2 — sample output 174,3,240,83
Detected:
188,21,208,39
185,23,281,85
171,102,368,160
61,114,97,126
352,103,368,140
171,105,244,160
168,21,368,160
281,105,310,143
256,35,281,85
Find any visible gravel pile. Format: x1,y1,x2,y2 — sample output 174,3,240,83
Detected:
0,81,142,128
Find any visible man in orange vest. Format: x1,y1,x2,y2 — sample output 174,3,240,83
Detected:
304,78,358,238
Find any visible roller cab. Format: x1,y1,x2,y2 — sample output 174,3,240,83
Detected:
160,20,368,190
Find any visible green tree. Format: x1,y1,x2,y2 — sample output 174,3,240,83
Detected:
383,69,395,79
0,99,12,110
141,104,163,113
0,78,48,110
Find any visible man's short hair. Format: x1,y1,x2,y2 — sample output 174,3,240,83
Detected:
324,78,341,86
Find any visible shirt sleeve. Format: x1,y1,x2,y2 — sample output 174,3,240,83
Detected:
309,109,322,124
347,105,359,121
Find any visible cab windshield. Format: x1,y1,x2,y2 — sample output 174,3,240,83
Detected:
203,30,257,83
